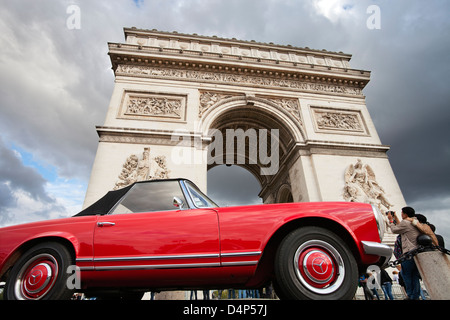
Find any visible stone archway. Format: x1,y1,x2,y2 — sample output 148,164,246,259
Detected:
276,184,294,203
200,94,303,203
207,164,262,207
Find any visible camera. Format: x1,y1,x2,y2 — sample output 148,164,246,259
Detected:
385,211,396,224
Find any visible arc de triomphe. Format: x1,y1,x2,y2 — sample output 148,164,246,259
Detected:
84,28,405,246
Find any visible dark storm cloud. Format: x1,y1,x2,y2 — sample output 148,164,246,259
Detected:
0,138,69,225
0,139,63,226
0,138,51,204
354,2,450,204
207,165,262,207
0,0,148,181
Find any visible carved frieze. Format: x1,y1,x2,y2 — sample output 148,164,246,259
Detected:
311,107,367,135
119,90,186,122
126,96,182,117
266,98,303,126
114,147,170,190
316,112,361,131
199,91,242,117
198,91,303,128
116,64,364,96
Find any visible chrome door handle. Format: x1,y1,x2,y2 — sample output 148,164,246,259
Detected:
97,222,115,227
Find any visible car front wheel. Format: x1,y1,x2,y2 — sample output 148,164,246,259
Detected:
274,227,358,300
4,242,74,300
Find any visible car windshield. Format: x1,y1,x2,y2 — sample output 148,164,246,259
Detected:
109,180,187,214
184,180,218,208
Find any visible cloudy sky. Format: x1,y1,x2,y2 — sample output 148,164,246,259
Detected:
1,0,449,244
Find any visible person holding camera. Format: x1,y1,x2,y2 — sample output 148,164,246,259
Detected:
405,213,439,246
387,207,421,300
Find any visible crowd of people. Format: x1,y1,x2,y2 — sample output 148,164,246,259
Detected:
359,206,445,300
189,286,275,300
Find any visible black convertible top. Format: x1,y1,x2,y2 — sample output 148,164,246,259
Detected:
74,184,134,216
73,178,187,217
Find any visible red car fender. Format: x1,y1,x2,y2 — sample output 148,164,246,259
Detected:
217,202,381,268
267,203,381,264
0,216,98,279
240,202,383,288
274,211,378,264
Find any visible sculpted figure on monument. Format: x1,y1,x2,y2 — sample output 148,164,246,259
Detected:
136,147,150,181
114,154,139,190
152,155,170,179
114,147,170,190
343,159,392,211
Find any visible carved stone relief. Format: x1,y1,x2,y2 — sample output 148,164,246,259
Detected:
119,91,186,121
312,107,366,134
114,147,170,190
343,159,392,211
116,64,364,96
266,98,303,126
198,91,303,127
199,91,241,117
126,96,182,117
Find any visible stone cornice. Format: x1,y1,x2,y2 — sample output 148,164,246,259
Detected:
301,140,390,153
107,28,371,94
108,43,369,78
123,27,353,61
96,125,390,154
96,126,207,146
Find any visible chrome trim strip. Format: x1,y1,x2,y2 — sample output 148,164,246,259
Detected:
181,180,219,209
362,241,392,259
371,205,386,241
93,260,258,271
77,251,262,268
95,262,221,271
79,267,95,271
93,253,219,262
221,261,259,266
221,251,262,257
179,180,196,209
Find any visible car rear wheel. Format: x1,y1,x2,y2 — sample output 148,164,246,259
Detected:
4,242,74,300
274,227,358,300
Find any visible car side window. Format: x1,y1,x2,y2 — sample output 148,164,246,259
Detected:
110,180,187,214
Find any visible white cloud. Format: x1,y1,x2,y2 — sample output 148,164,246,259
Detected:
0,178,85,227
45,179,86,216
310,0,355,23
0,137,82,227
1,189,63,227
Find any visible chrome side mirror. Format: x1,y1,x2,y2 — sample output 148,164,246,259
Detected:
173,196,185,209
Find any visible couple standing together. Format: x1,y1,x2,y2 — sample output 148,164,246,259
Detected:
387,207,438,300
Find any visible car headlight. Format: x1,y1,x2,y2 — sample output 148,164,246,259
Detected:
371,205,386,241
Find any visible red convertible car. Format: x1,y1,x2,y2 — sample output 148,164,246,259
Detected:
0,178,391,300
